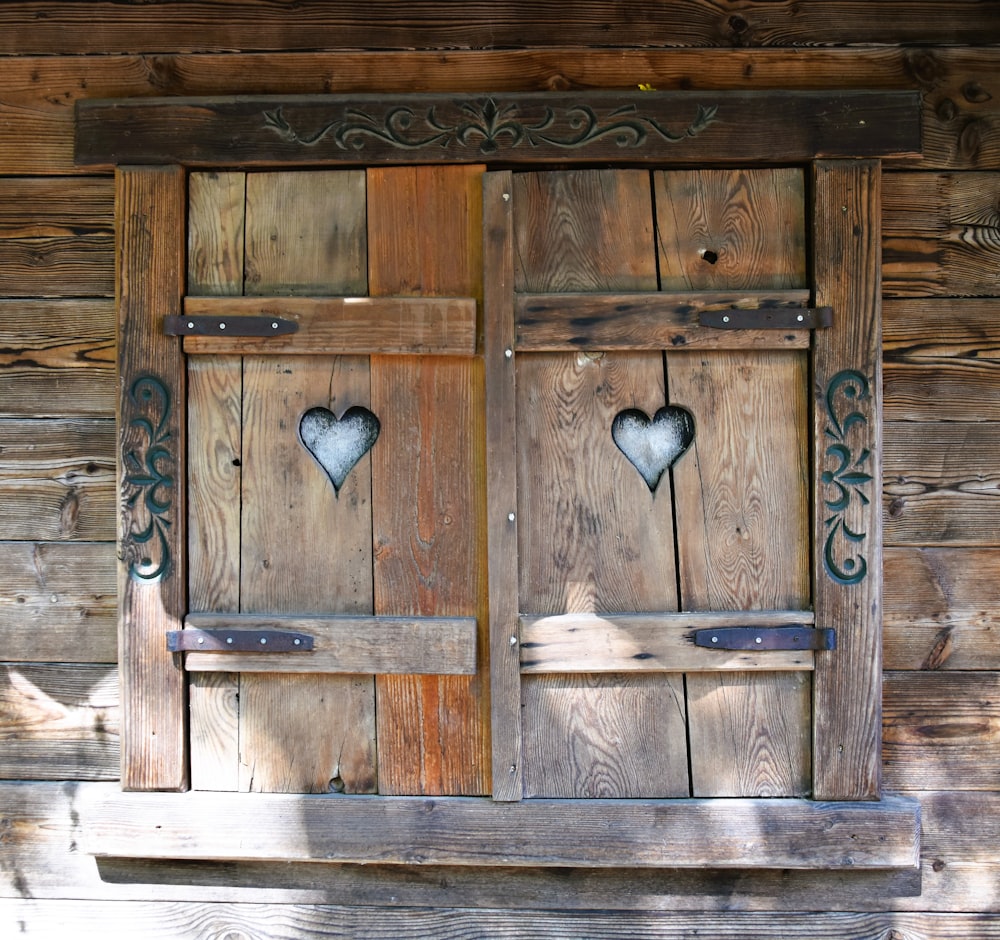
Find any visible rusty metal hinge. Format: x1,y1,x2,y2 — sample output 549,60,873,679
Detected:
167,628,314,652
691,626,836,651
164,315,298,337
699,307,833,330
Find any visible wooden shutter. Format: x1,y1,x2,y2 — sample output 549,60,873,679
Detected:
181,167,486,793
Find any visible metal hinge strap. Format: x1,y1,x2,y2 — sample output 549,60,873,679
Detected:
691,626,836,651
699,306,833,330
167,628,314,652
164,315,298,337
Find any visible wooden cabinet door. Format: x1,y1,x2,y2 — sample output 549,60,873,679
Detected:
184,167,489,794
489,168,820,798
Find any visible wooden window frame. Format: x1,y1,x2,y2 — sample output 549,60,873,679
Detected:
78,90,922,869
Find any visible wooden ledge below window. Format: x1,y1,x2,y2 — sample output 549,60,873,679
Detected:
83,791,920,871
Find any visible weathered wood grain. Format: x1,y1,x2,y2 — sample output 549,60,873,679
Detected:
883,172,1000,298
0,177,113,237
520,611,817,673
181,296,477,356
369,164,489,796
74,91,920,167
6,1,1000,53
0,665,118,781
0,300,115,418
513,169,687,799
884,421,1000,546
515,290,814,350
656,168,806,291
64,782,1000,911
82,789,920,869
180,615,477,675
483,170,522,802
0,236,113,297
116,165,187,791
811,160,883,801
884,547,1000,670
0,541,116,663
24,904,1000,939
662,166,811,799
884,298,1000,421
884,671,1000,791
237,169,376,794
0,418,114,541
186,171,245,793
6,48,1000,172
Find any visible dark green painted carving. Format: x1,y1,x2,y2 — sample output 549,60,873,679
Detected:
822,370,873,586
123,375,174,583
262,98,718,155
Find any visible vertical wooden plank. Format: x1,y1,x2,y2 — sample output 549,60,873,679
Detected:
667,351,812,797
812,160,883,801
658,168,811,798
186,171,245,791
367,165,490,795
116,165,187,791
238,170,376,794
514,170,688,799
483,170,521,802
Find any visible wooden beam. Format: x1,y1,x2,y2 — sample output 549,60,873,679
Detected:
483,170,522,802
180,614,476,675
519,611,818,673
82,790,920,870
116,165,188,791
514,290,813,350
811,161,883,801
75,92,921,167
181,295,477,355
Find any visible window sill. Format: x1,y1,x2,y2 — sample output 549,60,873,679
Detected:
84,789,919,870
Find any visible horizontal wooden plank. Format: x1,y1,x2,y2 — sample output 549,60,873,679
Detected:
0,664,118,781
515,291,813,350
19,904,1000,940
0,418,115,541
883,172,1000,298
0,299,115,418
5,2,1000,53
181,614,477,675
181,296,476,355
884,298,1000,421
0,177,114,237
884,671,1000,791
74,91,921,167
0,541,116,663
83,790,920,869
883,421,1000,546
38,783,1000,909
519,611,817,673
884,547,1000,670
0,236,114,297
4,49,998,174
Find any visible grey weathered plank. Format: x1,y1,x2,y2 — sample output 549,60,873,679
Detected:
0,541,116,663
520,611,818,672
82,790,920,870
180,614,477,675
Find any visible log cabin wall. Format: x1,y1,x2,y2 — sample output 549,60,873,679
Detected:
1,3,999,935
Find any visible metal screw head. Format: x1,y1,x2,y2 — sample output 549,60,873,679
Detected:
226,637,234,645
218,322,227,330
260,637,267,645
502,193,511,202
187,321,195,329
722,315,730,324
197,636,205,645
755,636,762,644
507,512,516,523
271,322,279,329
505,348,513,359
293,638,301,646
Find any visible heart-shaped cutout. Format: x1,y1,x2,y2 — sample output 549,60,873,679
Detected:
612,406,695,492
299,405,380,495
